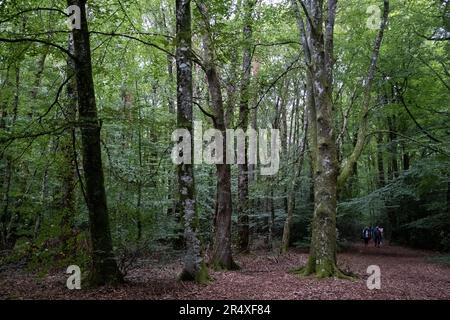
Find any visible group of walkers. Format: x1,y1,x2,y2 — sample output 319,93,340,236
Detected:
362,226,384,247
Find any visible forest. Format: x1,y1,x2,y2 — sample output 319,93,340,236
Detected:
0,0,449,300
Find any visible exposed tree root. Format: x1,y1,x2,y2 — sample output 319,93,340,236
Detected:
291,256,356,281
178,262,211,284
209,259,241,271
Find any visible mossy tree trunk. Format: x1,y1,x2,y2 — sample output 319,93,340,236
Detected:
68,0,122,286
176,0,209,283
237,0,256,254
59,33,77,257
291,0,340,277
293,0,389,277
305,0,340,278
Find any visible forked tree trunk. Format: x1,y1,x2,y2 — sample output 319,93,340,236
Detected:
337,0,390,190
197,1,238,270
293,0,389,278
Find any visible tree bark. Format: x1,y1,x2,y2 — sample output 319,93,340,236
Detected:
59,33,77,257
304,0,340,277
0,64,20,251
68,0,122,286
386,116,398,243
281,103,308,254
292,0,343,278
293,0,389,278
176,0,209,282
237,0,255,253
197,1,238,270
376,132,385,188
167,54,176,113
291,0,317,173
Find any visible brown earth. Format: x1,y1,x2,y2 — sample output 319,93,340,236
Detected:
1,243,449,300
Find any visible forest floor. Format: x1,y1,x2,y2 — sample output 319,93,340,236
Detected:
1,243,449,300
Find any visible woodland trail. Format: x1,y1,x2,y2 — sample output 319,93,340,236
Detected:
1,244,449,300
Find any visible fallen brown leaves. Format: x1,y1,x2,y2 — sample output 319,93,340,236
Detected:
0,244,449,300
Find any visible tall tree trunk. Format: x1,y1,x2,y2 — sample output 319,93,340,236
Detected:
30,46,49,100
68,0,122,286
387,116,399,179
59,33,77,257
376,132,385,188
197,1,238,270
447,181,450,215
167,54,176,113
267,187,275,251
1,64,20,251
212,161,236,269
134,80,143,241
1,159,12,250
281,104,308,253
386,116,398,243
293,0,389,278
291,0,317,176
136,107,143,241
160,0,176,114
237,0,255,253
34,160,50,240
279,83,290,223
402,144,410,171
176,0,209,282
297,0,342,278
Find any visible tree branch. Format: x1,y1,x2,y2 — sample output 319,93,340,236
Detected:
89,31,174,58
0,7,68,24
337,0,390,191
0,37,76,60
398,94,442,143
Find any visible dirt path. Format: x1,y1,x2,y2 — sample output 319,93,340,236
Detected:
1,244,449,300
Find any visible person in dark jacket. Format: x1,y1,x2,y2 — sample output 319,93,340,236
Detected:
374,226,382,248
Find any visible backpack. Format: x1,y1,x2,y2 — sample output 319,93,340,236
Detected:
375,228,381,238
363,228,369,238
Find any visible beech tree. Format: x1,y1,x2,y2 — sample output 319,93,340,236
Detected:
68,0,122,285
293,0,390,277
196,0,238,270
237,0,256,253
176,0,209,282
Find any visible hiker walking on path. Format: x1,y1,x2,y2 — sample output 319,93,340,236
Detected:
379,227,384,245
374,226,382,248
362,226,371,246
